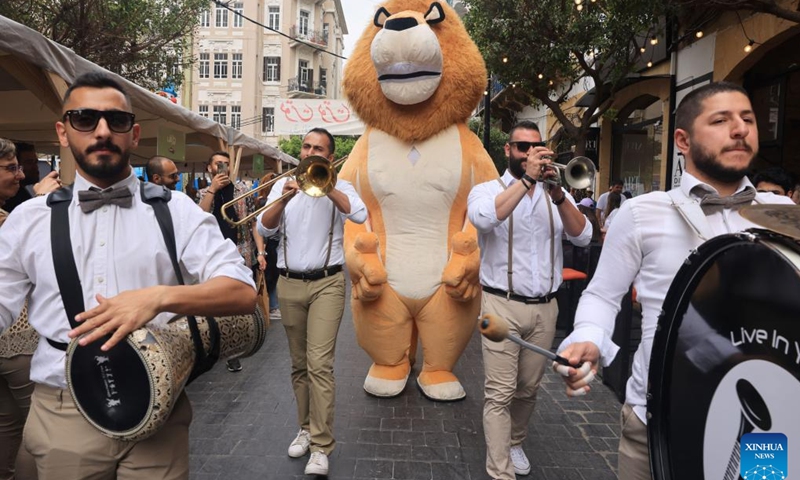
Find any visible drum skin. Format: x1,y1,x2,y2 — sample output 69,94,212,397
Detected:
66,313,267,442
648,230,800,479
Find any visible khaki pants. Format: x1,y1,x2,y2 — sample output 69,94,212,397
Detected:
618,403,652,480
278,272,345,455
481,293,557,480
0,355,36,480
23,384,191,480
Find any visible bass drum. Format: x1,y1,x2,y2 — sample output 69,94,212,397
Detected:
66,311,267,442
648,229,800,479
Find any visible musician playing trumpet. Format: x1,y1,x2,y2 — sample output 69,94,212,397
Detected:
467,120,591,480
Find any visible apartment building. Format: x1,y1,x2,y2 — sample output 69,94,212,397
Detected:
183,0,347,151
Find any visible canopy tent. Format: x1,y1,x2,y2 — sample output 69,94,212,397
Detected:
0,15,297,184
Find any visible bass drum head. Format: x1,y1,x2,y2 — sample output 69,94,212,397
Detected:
66,334,152,434
648,230,800,480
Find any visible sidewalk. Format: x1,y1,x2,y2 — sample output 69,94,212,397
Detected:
187,300,622,480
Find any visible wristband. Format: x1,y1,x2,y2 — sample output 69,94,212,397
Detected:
522,174,537,186
552,195,567,206
257,252,266,256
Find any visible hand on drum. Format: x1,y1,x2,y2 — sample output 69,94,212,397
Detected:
553,341,600,396
69,288,165,351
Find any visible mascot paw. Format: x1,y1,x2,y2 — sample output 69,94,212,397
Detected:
349,232,388,301
416,371,466,402
442,232,480,302
363,363,410,398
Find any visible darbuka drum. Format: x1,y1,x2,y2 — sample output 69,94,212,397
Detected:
65,312,267,442
648,230,800,479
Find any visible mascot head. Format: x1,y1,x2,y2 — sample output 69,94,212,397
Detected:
343,0,487,143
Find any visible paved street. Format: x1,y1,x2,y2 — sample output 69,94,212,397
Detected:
187,296,623,480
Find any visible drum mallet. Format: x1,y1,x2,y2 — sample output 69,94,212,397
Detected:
479,313,595,396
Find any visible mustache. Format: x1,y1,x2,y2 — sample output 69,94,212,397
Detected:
722,141,752,153
86,140,122,155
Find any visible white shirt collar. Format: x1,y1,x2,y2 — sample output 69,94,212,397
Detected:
679,170,754,199
73,169,139,194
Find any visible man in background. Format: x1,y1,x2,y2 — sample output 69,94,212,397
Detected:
595,179,625,227
146,155,180,190
751,166,794,198
3,142,60,212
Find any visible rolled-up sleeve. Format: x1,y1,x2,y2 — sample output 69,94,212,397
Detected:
467,181,501,233
336,180,367,224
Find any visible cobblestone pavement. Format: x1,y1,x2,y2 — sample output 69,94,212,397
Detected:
187,299,623,480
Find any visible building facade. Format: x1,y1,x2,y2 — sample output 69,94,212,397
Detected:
182,0,347,165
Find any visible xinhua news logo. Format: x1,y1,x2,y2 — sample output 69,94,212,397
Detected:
740,433,787,480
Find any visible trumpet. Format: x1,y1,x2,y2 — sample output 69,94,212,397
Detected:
221,155,348,226
538,156,595,190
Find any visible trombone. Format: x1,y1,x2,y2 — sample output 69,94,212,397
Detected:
538,156,595,190
221,155,348,226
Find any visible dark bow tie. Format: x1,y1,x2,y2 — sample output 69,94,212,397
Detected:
697,187,756,210
78,187,133,213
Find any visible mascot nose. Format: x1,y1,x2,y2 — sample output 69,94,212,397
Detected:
384,17,418,31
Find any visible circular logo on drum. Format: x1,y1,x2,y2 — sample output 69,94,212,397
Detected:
703,360,796,479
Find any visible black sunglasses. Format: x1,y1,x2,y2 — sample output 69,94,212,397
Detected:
509,141,546,152
63,109,136,133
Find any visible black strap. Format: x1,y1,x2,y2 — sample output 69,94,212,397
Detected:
141,183,220,383
47,185,81,350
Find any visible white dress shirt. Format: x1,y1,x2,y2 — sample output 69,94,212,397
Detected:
558,171,793,423
468,170,593,297
256,177,367,271
0,171,255,388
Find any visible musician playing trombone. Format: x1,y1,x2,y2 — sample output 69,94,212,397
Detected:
257,127,366,477
467,120,591,480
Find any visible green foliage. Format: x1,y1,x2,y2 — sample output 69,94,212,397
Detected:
464,0,666,150
0,0,208,90
279,135,359,160
468,119,508,175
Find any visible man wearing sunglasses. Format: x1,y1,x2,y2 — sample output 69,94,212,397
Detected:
146,155,180,190
0,72,256,479
468,120,591,480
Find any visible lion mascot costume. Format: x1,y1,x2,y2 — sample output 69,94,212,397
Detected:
340,0,498,401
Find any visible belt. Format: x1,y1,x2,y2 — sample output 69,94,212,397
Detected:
279,264,343,281
482,286,557,304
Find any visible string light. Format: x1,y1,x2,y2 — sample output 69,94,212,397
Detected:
577,4,583,10
650,36,658,45
503,57,508,63
640,46,646,53
695,31,704,39
574,0,582,4
549,80,554,86
647,61,653,68
744,40,755,53
538,73,544,79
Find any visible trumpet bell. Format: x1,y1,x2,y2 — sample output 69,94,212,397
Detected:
544,156,596,190
296,155,337,197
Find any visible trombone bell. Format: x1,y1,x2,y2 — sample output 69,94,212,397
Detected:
296,155,338,197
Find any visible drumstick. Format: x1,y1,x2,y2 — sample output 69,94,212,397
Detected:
479,313,582,369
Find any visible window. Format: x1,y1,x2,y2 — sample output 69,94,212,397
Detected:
262,107,275,133
232,53,243,79
199,105,209,118
268,6,280,30
299,60,309,90
322,23,329,43
318,68,327,95
199,53,210,79
263,56,280,82
214,53,228,79
231,106,241,129
213,105,227,125
200,9,210,28
215,5,228,28
233,3,243,28
299,10,309,37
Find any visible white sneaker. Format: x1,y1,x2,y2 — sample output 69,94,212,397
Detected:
304,451,329,475
287,429,311,458
510,445,531,475
269,309,282,320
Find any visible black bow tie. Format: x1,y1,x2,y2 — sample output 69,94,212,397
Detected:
78,187,133,213
696,187,756,210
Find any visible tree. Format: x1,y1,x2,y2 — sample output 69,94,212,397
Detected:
668,0,800,24
278,135,358,161
464,0,666,155
468,118,508,174
0,0,209,90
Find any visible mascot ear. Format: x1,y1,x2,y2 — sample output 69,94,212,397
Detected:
374,7,391,27
424,2,445,25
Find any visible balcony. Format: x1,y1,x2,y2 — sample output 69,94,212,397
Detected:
288,26,329,48
287,77,327,98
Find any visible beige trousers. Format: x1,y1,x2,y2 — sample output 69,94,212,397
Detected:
618,403,652,480
481,292,558,480
23,384,191,480
278,272,345,455
0,355,36,480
